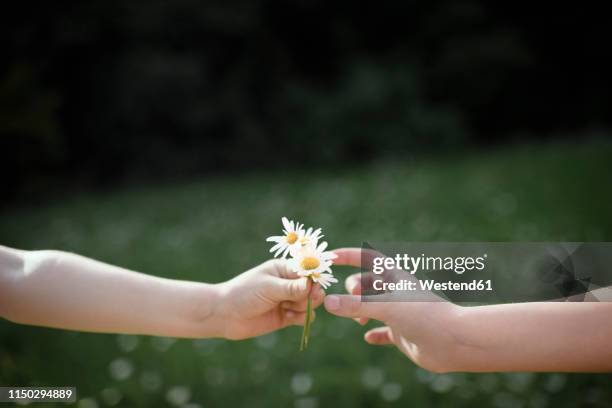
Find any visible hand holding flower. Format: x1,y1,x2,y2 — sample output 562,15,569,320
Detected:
266,217,337,349
213,259,325,340
0,245,324,341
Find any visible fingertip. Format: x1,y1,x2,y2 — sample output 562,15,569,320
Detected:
304,277,313,292
312,285,325,301
346,274,362,295
364,327,392,345
324,295,340,312
332,248,360,267
333,248,385,269
311,291,325,308
364,330,384,345
363,331,375,344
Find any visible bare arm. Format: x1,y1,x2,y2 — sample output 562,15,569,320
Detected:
453,302,612,372
0,245,323,339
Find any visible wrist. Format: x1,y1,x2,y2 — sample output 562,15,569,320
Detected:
413,303,477,373
188,282,228,338
439,305,490,372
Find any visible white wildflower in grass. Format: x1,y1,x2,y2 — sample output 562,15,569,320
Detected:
266,217,304,258
266,218,337,350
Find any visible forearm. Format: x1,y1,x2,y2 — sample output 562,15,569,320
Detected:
0,245,223,338
451,302,612,372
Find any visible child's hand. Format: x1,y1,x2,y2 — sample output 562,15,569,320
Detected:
323,248,462,373
212,259,325,340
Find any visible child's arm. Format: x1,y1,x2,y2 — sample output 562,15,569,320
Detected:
451,301,612,372
0,245,323,339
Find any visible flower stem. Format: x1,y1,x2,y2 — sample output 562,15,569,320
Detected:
300,293,313,351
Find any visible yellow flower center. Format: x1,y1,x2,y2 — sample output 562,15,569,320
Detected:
301,257,320,271
286,232,298,244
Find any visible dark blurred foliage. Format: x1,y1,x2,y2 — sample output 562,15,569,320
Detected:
2,1,611,198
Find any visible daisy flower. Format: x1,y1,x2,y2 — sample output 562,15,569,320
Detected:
310,272,338,290
293,227,323,255
289,241,337,286
266,217,304,258
265,217,337,350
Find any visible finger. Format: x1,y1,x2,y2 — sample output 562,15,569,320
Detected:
351,316,369,325
281,288,324,312
333,248,383,269
311,282,323,298
324,294,389,320
310,285,325,308
345,273,362,295
281,300,305,312
279,282,324,311
345,272,381,294
283,310,315,326
364,326,394,345
267,259,299,279
275,275,311,301
345,274,370,325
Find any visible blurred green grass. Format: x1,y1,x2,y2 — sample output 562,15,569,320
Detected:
1,140,612,407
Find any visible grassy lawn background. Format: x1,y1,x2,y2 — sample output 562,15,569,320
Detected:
1,140,612,407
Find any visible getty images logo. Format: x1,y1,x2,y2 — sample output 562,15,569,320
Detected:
372,253,488,275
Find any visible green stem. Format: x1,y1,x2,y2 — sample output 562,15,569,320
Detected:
305,295,312,346
300,293,313,351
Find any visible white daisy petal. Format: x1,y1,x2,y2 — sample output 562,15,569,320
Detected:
282,217,291,231
270,242,283,252
275,246,286,257
314,273,338,289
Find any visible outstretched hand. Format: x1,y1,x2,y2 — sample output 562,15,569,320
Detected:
324,248,461,373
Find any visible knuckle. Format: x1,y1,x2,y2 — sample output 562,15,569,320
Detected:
265,258,282,271
287,282,302,298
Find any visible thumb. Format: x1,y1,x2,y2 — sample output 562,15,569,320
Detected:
364,326,394,345
278,276,311,301
324,294,389,321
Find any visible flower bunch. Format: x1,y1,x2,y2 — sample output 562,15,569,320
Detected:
267,217,337,350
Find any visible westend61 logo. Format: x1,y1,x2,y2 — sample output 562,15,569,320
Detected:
372,253,488,275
